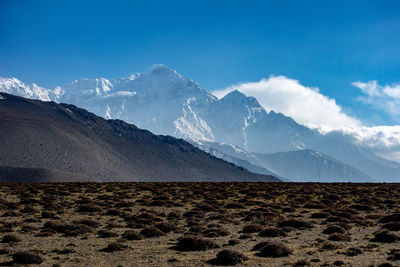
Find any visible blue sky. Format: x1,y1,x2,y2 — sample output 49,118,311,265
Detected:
1,0,399,126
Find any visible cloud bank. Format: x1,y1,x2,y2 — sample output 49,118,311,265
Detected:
344,125,400,162
213,75,361,129
352,80,400,117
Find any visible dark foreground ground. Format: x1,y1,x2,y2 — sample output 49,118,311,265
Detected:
0,182,399,267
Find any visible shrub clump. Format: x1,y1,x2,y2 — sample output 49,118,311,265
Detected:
323,225,346,235
140,226,165,238
101,242,128,252
321,241,341,251
41,211,56,218
154,222,177,233
311,212,329,219
122,230,143,240
383,222,400,231
2,234,21,243
210,249,248,265
203,228,230,238
259,227,287,237
77,204,102,213
241,223,264,233
44,222,92,237
225,203,245,209
106,209,121,216
344,247,362,256
371,231,400,243
252,241,272,251
328,233,351,242
97,229,118,238
293,259,309,266
227,239,240,246
256,241,292,258
13,251,44,264
175,235,218,251
378,214,400,224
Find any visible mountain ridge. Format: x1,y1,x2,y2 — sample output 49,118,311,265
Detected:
0,92,280,182
194,140,374,182
1,65,399,182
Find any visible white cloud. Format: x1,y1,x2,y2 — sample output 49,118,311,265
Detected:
352,80,381,96
341,125,400,149
213,75,361,129
351,126,400,163
376,151,400,163
352,80,400,116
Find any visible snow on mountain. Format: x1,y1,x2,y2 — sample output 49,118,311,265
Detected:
173,98,214,140
56,64,217,137
0,78,53,101
1,65,399,182
200,90,268,149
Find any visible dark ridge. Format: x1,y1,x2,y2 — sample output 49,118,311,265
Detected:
0,93,280,182
0,166,92,182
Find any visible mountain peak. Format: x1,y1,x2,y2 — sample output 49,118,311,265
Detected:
151,64,178,75
0,77,23,87
221,90,262,108
226,89,246,98
0,77,52,101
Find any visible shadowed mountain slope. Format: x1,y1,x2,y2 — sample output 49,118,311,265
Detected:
0,93,280,182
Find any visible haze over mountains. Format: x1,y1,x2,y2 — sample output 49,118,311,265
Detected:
1,65,399,182
191,141,374,183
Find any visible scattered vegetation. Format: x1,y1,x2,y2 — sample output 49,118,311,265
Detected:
0,182,397,266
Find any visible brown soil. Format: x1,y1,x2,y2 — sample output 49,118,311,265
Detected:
0,182,398,266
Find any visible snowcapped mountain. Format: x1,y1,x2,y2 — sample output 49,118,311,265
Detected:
203,89,318,152
1,65,399,182
0,78,56,101
201,90,268,148
60,65,217,139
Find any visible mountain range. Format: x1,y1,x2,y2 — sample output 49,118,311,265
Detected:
0,93,279,182
1,64,399,182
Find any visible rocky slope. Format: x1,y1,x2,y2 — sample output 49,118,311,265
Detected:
0,93,279,182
